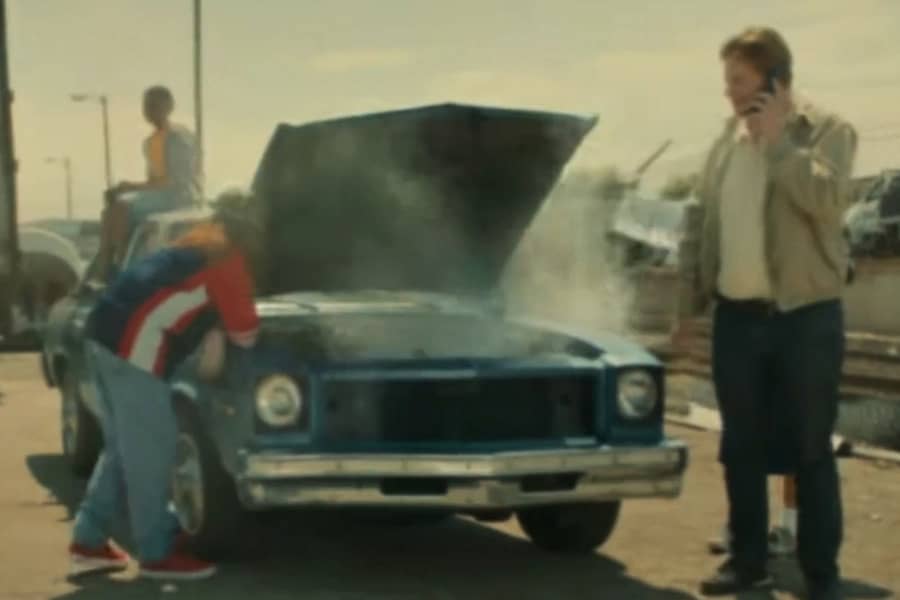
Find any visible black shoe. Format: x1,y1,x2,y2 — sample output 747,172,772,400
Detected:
700,559,774,596
807,579,842,600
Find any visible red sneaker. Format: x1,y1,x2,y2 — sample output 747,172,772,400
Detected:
68,542,130,577
173,530,192,553
139,552,216,581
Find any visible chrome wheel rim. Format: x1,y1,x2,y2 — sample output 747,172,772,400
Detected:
172,433,205,536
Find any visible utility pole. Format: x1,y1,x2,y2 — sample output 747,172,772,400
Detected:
64,157,72,220
100,95,111,189
71,93,112,189
193,0,204,194
0,0,19,340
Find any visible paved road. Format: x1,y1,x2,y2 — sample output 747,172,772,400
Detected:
0,353,897,600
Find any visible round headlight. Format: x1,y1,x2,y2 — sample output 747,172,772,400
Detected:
617,370,658,419
255,375,303,427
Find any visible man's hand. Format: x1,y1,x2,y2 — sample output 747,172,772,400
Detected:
745,79,791,146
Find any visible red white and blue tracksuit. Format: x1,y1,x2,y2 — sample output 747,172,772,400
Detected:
72,246,258,561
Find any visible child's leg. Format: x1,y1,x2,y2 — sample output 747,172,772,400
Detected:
780,475,798,533
767,475,798,557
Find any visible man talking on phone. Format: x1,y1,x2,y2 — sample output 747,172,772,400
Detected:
674,26,857,599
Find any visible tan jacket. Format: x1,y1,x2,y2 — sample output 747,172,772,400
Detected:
677,100,858,318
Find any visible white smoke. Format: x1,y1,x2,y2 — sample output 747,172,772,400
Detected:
501,170,636,336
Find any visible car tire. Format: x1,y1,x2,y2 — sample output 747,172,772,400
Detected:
172,400,251,559
517,501,621,554
60,369,102,477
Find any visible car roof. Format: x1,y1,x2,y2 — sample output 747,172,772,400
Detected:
143,207,213,226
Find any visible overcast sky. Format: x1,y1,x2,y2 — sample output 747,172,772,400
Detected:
8,0,900,222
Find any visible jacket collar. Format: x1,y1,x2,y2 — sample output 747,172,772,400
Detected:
790,98,826,130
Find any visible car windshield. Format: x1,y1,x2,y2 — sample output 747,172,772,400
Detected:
165,221,198,242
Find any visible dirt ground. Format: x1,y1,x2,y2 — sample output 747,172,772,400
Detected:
0,352,897,600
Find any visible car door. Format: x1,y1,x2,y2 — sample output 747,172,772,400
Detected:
121,220,162,266
65,221,161,417
60,256,111,418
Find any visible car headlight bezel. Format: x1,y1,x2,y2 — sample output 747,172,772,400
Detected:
616,369,659,420
255,374,304,428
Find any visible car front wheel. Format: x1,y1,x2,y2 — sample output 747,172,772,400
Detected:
517,501,621,554
60,369,102,477
171,401,249,559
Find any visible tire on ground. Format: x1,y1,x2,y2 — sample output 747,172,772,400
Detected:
172,399,251,559
517,501,621,554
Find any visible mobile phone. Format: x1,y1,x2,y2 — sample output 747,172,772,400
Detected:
763,65,783,94
744,65,785,115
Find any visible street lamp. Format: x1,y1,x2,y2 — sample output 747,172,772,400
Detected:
70,93,112,189
45,156,73,220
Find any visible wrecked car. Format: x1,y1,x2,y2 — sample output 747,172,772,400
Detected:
845,169,900,257
607,193,690,269
41,103,688,557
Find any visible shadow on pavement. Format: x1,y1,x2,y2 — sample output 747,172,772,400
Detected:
28,451,896,600
26,454,86,522
26,453,137,552
768,557,893,600
29,453,696,600
52,519,699,600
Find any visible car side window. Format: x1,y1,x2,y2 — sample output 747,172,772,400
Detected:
122,222,161,267
164,221,196,245
78,221,171,292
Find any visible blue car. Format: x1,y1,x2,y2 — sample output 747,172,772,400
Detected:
42,103,688,557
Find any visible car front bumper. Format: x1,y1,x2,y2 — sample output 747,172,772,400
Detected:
235,440,689,510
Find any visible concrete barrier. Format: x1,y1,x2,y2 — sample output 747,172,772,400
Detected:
844,258,900,336
629,258,900,337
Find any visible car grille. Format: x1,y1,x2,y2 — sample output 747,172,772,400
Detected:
321,375,596,444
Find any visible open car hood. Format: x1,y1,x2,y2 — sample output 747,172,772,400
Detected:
251,103,597,296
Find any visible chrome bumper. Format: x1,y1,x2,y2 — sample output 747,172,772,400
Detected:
235,441,688,510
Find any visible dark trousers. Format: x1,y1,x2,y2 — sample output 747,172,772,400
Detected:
712,297,844,587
